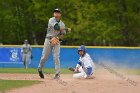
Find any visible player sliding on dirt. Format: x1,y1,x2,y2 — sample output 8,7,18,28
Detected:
69,45,95,79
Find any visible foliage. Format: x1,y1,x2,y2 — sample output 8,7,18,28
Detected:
0,0,139,46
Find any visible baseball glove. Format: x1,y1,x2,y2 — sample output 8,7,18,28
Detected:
68,67,75,72
50,37,59,46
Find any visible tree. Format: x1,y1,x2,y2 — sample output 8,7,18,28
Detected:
0,0,139,46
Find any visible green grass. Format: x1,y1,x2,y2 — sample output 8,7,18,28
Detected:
122,69,140,75
0,68,140,75
0,68,72,74
0,80,42,92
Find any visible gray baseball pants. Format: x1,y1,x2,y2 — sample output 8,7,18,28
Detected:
38,38,60,74
22,53,31,69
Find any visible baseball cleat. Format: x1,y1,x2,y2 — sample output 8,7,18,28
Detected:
54,73,60,79
85,76,95,79
38,69,44,79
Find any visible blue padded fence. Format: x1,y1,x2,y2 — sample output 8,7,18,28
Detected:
0,46,140,68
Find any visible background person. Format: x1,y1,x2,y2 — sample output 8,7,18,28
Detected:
21,40,32,69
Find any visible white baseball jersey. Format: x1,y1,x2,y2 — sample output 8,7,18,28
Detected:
74,53,95,78
77,53,94,69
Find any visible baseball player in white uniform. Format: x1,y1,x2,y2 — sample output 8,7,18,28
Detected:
69,45,95,79
21,40,32,69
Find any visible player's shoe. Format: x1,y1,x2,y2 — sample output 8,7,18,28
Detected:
38,69,44,79
54,73,60,79
85,75,95,79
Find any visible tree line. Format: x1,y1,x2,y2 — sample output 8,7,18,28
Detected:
0,0,140,46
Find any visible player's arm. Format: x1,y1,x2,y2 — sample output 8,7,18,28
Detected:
29,45,32,53
68,61,82,72
21,47,24,61
53,23,66,40
29,45,33,58
59,26,71,33
49,18,71,33
74,61,82,72
21,46,24,54
54,23,68,34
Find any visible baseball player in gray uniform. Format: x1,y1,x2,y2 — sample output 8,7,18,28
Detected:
38,8,71,79
21,40,32,69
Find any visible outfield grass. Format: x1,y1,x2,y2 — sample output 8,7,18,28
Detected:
0,68,140,75
0,68,73,74
122,69,140,75
0,80,42,92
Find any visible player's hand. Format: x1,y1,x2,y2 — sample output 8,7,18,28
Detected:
31,55,33,59
67,28,71,32
68,67,75,72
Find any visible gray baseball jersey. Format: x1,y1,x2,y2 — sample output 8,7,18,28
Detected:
46,17,66,38
21,44,32,54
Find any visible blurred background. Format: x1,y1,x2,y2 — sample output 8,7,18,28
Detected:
0,0,140,46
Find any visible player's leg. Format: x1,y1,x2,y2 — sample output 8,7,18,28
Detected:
26,53,31,69
38,39,52,70
38,39,52,78
27,53,32,64
22,54,26,68
73,67,86,78
86,67,92,75
85,67,94,79
25,54,28,69
73,72,86,78
52,43,60,79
